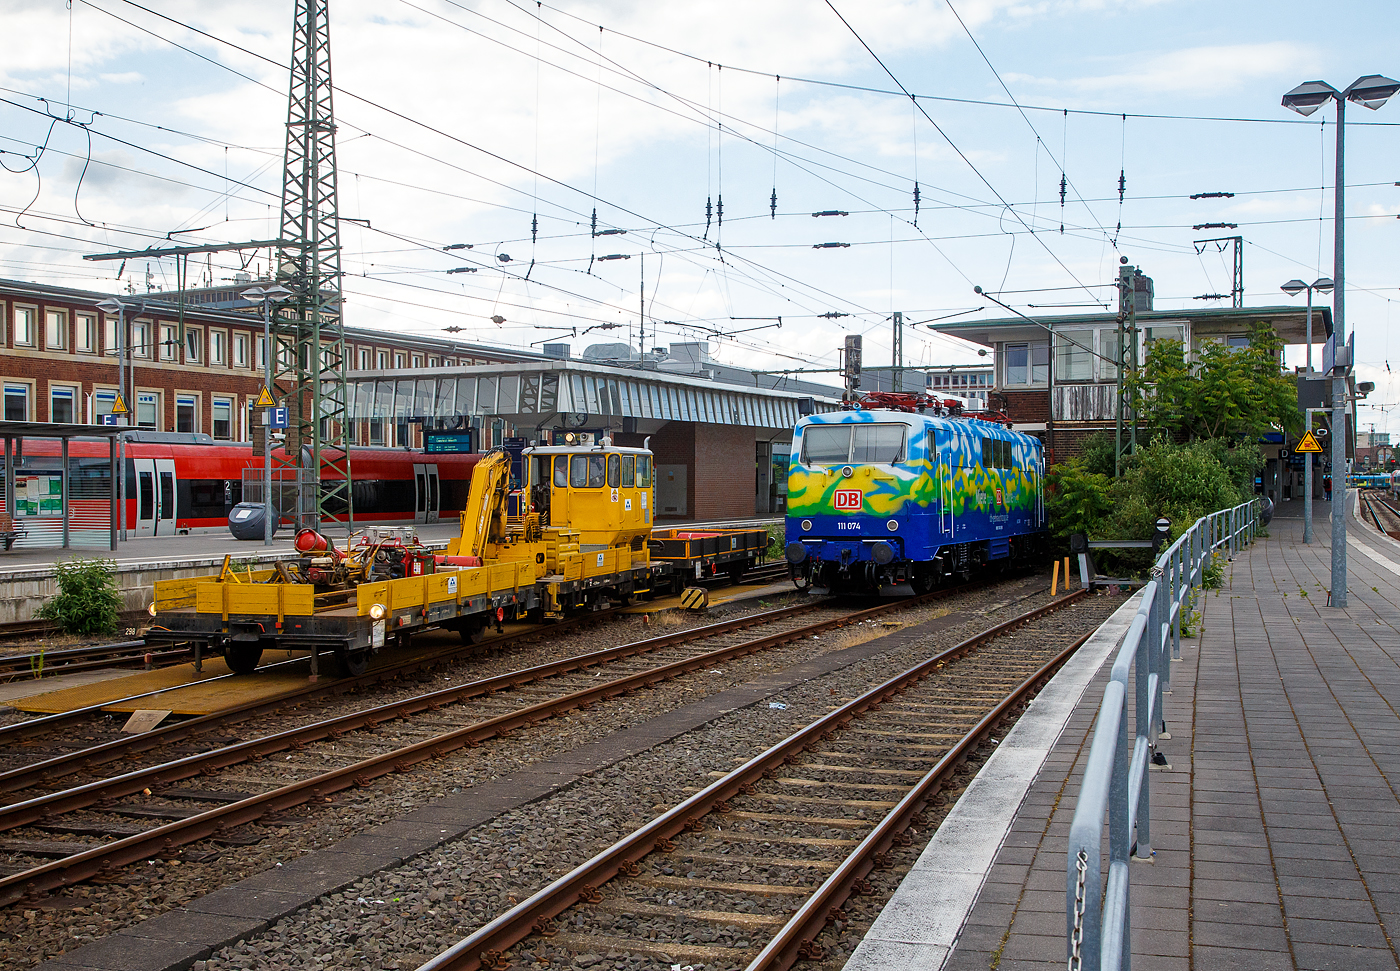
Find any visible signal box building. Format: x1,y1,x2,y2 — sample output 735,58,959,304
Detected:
929,301,1335,502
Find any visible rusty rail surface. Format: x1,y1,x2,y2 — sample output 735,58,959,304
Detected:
417,589,1090,971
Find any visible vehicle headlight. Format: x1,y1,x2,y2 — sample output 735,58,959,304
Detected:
801,519,813,531
369,603,387,620
887,519,899,532
147,602,158,618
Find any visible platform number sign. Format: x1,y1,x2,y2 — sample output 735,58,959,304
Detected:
834,489,862,511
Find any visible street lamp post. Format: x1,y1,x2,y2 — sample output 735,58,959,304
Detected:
242,285,292,546
96,297,135,540
1281,276,1334,545
1283,74,1400,608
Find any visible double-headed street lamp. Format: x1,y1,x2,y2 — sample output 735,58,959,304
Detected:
241,285,293,546
1281,277,1334,546
1282,74,1399,608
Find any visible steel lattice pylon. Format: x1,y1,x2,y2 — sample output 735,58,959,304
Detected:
273,0,352,529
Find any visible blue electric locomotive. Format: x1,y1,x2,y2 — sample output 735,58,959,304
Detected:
783,400,1047,592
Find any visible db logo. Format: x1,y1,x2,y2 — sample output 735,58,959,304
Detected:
834,489,862,511
995,488,1004,506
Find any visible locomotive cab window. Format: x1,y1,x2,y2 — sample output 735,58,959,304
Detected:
636,454,652,487
553,455,569,488
622,454,636,487
570,454,606,488
607,453,621,488
802,423,906,465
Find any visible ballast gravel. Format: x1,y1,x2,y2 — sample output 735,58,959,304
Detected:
1,577,1120,971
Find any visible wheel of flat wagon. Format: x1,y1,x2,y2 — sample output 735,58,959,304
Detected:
338,650,370,677
223,642,263,675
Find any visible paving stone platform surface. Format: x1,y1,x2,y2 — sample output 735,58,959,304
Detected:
849,493,1400,971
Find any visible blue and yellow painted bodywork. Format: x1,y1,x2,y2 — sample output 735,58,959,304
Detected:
784,410,1045,586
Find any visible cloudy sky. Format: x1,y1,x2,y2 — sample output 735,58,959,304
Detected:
1,0,1398,429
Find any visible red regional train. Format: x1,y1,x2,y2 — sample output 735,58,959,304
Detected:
8,432,480,538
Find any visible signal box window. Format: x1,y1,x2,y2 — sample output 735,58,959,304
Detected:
1004,342,1048,386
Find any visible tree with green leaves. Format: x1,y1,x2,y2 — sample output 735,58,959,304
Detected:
1135,324,1300,443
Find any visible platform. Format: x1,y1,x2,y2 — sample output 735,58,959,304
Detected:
846,493,1400,971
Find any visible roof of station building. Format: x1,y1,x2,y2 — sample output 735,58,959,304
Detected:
349,359,842,431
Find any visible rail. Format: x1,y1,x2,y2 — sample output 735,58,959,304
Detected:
1065,498,1259,971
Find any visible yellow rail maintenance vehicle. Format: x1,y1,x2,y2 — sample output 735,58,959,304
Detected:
144,439,664,676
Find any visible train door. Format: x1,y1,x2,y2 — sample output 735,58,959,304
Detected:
132,458,177,537
413,463,440,524
937,431,954,538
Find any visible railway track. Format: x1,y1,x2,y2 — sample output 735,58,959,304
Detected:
0,578,1018,907
0,640,183,682
417,592,1092,971
1360,489,1400,541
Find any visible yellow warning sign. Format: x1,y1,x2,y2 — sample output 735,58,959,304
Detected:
1295,430,1324,453
680,587,710,611
254,387,276,408
110,394,128,415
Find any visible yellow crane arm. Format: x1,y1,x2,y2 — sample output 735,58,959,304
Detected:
446,449,510,559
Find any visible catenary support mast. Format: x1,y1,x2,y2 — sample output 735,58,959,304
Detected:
275,0,352,529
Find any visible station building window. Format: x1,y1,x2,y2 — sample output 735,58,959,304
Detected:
93,389,116,422
212,397,234,440
49,385,76,423
358,347,369,370
45,309,66,351
137,392,159,430
76,313,96,353
377,350,388,369
4,383,29,421
394,352,406,368
210,330,226,366
103,315,117,355
131,321,150,358
176,394,198,433
159,324,178,361
234,333,249,368
13,306,35,347
185,327,202,364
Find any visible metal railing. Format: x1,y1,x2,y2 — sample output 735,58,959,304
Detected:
1065,498,1260,971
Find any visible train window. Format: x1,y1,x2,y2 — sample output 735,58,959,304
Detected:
622,454,636,486
607,454,620,488
852,425,905,464
569,455,588,488
1001,440,1015,468
802,425,852,465
636,455,652,488
553,456,569,488
588,455,606,487
981,438,992,468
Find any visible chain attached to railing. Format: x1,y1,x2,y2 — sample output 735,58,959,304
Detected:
1069,848,1088,971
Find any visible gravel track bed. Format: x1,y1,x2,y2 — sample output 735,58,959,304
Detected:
0,575,1095,970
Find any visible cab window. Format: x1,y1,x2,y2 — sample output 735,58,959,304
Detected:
636,455,652,487
607,453,620,487
569,455,589,487
553,455,569,488
622,454,636,485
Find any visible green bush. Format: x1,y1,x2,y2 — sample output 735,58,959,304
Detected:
37,557,123,636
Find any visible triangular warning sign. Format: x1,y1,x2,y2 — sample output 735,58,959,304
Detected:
1295,430,1324,453
254,387,276,408
110,394,128,415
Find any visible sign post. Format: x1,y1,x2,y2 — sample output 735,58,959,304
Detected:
1295,419,1326,545
255,386,277,546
